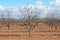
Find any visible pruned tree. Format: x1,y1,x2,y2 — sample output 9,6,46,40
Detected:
46,10,58,31
5,7,13,30
0,11,7,29
19,5,41,37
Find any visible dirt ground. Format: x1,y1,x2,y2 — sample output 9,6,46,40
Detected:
0,31,60,40
0,22,60,40
0,36,60,40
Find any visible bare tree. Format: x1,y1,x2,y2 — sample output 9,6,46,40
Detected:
46,10,58,31
5,7,13,30
0,11,7,29
19,5,41,37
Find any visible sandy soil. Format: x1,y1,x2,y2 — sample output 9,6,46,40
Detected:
0,22,60,40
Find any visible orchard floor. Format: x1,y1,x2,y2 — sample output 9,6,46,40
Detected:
0,22,60,40
0,30,60,40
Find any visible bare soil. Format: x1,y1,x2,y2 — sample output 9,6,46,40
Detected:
0,22,60,40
